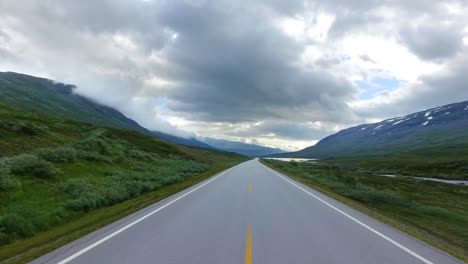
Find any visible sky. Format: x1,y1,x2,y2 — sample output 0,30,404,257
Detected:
1,0,468,151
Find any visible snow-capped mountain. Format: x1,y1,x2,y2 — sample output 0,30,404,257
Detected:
278,100,468,158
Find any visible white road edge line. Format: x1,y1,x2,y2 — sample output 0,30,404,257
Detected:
56,167,233,264
264,165,434,264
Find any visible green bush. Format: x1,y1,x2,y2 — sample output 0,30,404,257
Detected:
64,193,104,212
0,175,21,191
35,147,77,163
348,184,409,206
74,129,112,155
0,213,35,239
127,149,155,162
9,154,57,178
3,122,37,136
76,150,111,162
73,129,133,162
57,178,94,197
0,159,21,191
0,228,9,244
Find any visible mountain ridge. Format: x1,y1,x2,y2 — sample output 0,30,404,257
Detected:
273,100,468,158
198,137,285,157
0,71,211,148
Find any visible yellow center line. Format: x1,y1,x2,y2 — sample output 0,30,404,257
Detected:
248,184,252,192
245,224,252,264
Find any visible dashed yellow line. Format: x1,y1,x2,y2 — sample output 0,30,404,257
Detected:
245,224,252,264
248,184,252,192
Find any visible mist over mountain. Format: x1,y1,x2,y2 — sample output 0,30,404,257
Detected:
198,137,285,157
1,71,287,154
275,100,468,158
0,71,212,148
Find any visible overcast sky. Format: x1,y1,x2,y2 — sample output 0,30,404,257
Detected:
1,0,468,150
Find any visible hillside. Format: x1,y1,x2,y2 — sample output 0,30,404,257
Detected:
0,71,210,148
0,101,247,263
280,100,468,158
198,137,285,157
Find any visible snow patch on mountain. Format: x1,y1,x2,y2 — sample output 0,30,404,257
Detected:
393,118,410,125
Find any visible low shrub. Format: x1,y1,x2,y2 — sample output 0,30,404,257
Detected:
0,175,21,191
64,193,104,212
35,147,77,163
2,122,37,136
57,178,94,197
0,159,21,191
74,131,111,155
31,163,56,178
346,184,409,206
0,228,8,244
9,154,56,178
127,149,155,162
0,213,35,239
76,150,111,163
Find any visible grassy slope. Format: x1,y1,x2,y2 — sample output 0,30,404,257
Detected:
0,72,145,133
320,145,468,180
0,103,248,263
261,159,468,262
0,71,211,148
283,142,468,180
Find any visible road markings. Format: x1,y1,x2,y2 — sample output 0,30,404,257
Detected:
248,184,252,192
56,167,234,264
265,165,434,264
245,224,252,264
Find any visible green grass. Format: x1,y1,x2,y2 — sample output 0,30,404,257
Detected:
320,146,468,180
261,159,468,262
0,103,248,263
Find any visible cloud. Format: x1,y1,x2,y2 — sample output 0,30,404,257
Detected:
399,20,465,60
351,52,468,120
0,0,467,151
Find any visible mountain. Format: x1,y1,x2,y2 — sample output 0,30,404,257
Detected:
277,101,468,158
0,71,211,148
151,131,213,149
199,137,285,157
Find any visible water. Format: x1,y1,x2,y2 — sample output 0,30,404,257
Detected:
264,158,318,163
377,174,468,186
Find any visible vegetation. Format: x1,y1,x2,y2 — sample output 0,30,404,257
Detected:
320,146,468,180
0,71,211,148
0,102,247,263
261,159,468,262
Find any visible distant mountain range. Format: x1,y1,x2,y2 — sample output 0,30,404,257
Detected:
274,101,468,158
0,71,284,156
150,131,213,149
198,137,285,157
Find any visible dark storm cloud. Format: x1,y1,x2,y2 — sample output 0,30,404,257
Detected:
0,0,467,149
149,1,357,123
399,22,465,60
231,121,334,141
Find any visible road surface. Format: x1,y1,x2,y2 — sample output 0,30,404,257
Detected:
32,159,462,264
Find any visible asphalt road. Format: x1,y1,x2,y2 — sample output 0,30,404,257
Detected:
32,159,463,264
